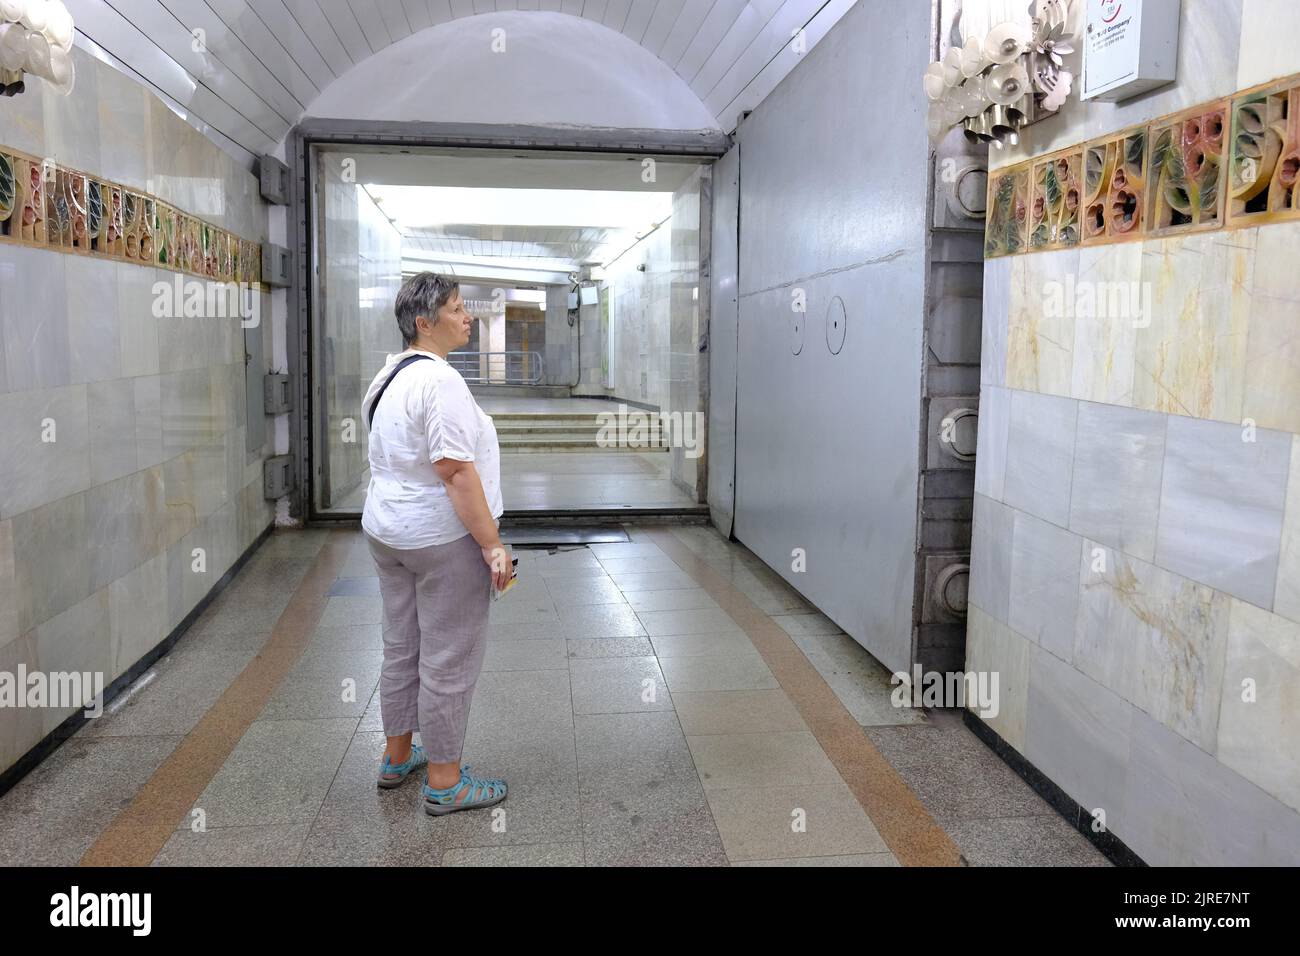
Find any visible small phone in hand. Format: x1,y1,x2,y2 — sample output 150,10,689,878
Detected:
491,557,519,601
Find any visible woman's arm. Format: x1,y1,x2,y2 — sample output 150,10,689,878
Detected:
436,457,511,590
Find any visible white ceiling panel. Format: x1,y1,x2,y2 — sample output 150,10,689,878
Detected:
67,0,850,162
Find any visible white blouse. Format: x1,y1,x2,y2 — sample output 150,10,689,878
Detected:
361,350,503,549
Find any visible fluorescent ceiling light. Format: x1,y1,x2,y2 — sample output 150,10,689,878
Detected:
367,185,672,231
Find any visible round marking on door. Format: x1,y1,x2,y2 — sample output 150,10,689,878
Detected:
825,296,846,354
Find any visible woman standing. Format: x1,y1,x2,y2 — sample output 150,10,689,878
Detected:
361,272,512,815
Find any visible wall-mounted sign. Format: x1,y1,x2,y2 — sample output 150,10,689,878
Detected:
1081,0,1180,101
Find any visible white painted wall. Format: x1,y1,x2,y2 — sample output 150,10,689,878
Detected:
306,11,719,132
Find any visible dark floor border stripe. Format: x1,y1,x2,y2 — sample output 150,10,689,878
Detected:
644,528,964,867
0,521,276,803
79,529,353,866
961,709,1147,867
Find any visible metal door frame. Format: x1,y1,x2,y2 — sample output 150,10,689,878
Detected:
285,120,730,524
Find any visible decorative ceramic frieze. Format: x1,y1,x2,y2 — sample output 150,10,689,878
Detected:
1147,101,1227,236
1029,147,1082,249
1230,79,1300,224
0,143,262,286
1082,126,1147,243
985,166,1030,258
984,72,1300,257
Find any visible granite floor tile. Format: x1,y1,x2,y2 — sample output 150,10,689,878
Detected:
622,588,721,613
0,734,183,866
183,717,358,829
569,656,673,714
637,607,743,636
945,814,1110,867
442,843,584,866
686,732,840,792
482,638,568,671
671,690,808,736
647,629,760,660
565,636,656,659
260,648,382,721
705,781,888,862
657,653,779,693
153,823,311,866
556,602,647,638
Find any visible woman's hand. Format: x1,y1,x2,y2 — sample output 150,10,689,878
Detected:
435,457,511,591
482,542,513,591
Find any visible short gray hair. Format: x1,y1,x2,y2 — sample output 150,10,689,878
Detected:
394,272,459,347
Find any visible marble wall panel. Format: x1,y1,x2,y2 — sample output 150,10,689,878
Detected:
65,255,122,385
1002,389,1077,528
1237,0,1300,89
32,587,111,735
1242,221,1300,435
1068,401,1167,563
1008,509,1082,661
1069,243,1142,406
0,519,16,651
0,633,43,771
1076,541,1230,753
1006,246,1080,396
1133,231,1252,423
1217,598,1300,813
973,384,1010,502
133,375,164,471
965,606,1030,754
970,493,1014,623
116,265,161,379
1,245,70,393
1156,415,1290,608
1276,437,1300,624
108,551,168,682
1123,703,1300,865
86,378,138,486
1025,645,1135,827
980,255,1009,387
0,384,91,520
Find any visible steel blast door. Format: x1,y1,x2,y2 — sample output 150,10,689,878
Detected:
731,0,932,674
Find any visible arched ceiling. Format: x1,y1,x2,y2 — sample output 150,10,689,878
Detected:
67,0,855,165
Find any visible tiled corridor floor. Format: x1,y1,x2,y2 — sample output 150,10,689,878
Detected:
333,452,698,512
0,525,1107,867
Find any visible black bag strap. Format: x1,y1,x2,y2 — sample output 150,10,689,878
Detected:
367,354,434,428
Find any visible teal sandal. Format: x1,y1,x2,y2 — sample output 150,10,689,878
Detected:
422,768,508,816
377,744,427,789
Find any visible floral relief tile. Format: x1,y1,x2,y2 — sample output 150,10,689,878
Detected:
1227,77,1300,225
1082,127,1149,244
1028,149,1083,251
985,165,1029,258
1147,102,1229,237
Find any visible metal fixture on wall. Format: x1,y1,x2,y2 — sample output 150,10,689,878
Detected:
923,0,1082,150
912,0,990,675
0,0,75,96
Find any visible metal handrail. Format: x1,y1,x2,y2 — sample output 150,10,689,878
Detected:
446,350,545,385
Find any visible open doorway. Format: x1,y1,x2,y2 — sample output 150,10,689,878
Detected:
307,145,710,520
